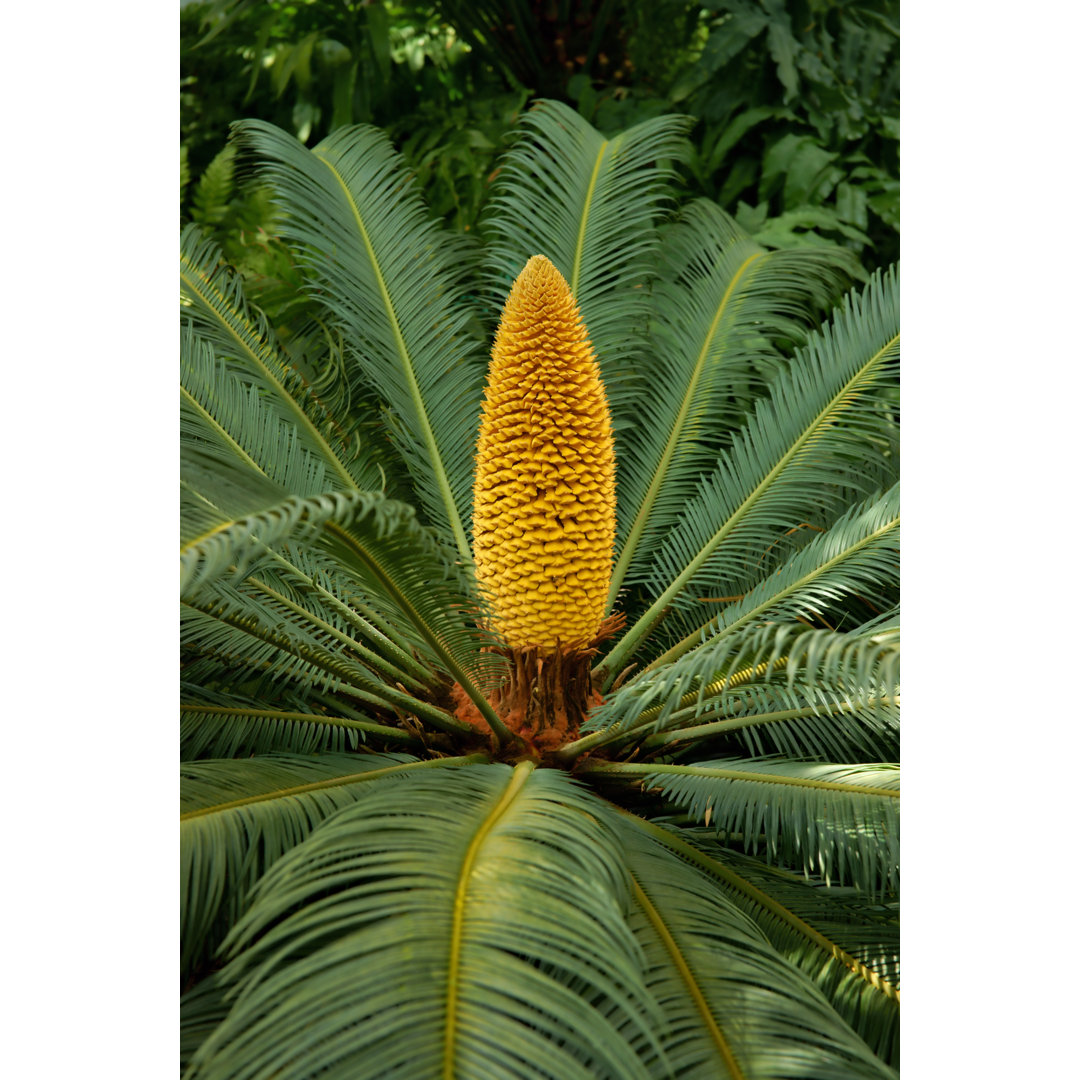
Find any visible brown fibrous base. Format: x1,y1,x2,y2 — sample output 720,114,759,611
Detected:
451,613,624,761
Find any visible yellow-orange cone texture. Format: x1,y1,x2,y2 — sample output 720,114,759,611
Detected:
473,255,616,652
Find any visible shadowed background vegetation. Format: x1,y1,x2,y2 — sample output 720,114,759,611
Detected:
181,0,898,281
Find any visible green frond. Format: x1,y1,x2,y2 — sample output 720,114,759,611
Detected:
481,99,692,412
181,973,229,1072
685,835,900,989
614,817,898,1079
600,267,899,682
638,824,899,1067
180,225,378,493
644,621,899,761
594,759,899,897
575,615,899,764
653,689,899,765
181,592,393,711
180,683,423,760
178,466,507,708
231,119,489,562
236,543,441,691
181,582,474,738
186,763,665,1080
181,751,465,981
181,322,344,504
647,484,900,672
609,200,859,604
191,143,237,227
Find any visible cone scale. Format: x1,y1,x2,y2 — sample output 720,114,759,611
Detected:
463,255,619,753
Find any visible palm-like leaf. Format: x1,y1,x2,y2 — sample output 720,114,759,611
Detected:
179,102,901,1077
601,267,899,682
180,683,423,760
181,751,469,980
609,200,859,603
574,616,899,764
615,818,896,1079
591,758,899,895
185,765,665,1080
180,226,378,494
231,120,489,562
481,99,692,416
180,453,507,716
639,825,899,1065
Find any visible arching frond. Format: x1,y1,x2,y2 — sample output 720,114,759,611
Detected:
600,267,899,682
576,614,899,763
181,974,229,1072
652,687,899,764
647,484,900,671
180,683,423,761
684,835,900,988
593,759,899,897
236,545,441,691
179,467,508,711
481,99,692,415
181,586,472,740
614,817,898,1079
231,120,488,562
609,200,859,603
640,824,900,1067
642,621,899,761
185,763,665,1080
180,225,378,493
181,751,464,981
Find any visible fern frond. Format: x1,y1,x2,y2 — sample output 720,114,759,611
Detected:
599,267,899,681
186,763,665,1080
232,119,489,562
482,99,691,416
595,759,899,896
615,816,898,1078
191,143,237,227
609,200,859,603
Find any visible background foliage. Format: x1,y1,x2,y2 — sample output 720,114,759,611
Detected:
181,0,898,272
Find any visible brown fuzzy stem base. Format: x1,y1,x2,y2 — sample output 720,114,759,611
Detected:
452,613,624,758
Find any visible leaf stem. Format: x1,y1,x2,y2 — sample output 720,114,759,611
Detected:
181,753,489,821
445,761,535,1078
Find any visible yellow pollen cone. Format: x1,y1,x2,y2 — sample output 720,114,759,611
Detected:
473,255,616,651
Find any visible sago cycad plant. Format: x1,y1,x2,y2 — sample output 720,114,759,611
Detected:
180,100,900,1079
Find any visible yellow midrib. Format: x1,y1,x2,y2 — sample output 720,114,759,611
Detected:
444,762,535,1079
607,250,764,610
631,874,746,1080
180,756,483,821
313,151,471,565
612,760,900,797
570,136,611,296
179,258,357,491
